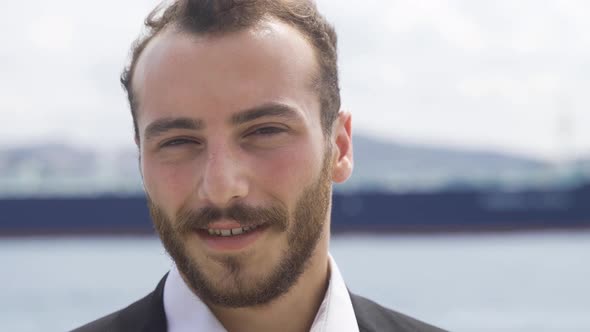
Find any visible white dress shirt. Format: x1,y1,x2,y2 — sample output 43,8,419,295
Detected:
163,254,359,332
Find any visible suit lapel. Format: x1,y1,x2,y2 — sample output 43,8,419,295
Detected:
116,273,169,332
349,292,371,332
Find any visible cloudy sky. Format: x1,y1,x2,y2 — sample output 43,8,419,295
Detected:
2,0,589,160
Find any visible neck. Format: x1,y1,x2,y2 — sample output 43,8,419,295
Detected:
209,242,330,332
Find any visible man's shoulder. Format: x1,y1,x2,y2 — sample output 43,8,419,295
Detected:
70,292,155,332
70,309,120,332
70,275,168,332
349,293,448,332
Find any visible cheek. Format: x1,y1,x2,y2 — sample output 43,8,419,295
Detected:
142,156,198,210
256,143,321,194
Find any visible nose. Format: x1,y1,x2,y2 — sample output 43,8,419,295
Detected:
197,143,249,207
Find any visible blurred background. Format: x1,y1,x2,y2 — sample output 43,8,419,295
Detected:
1,0,589,331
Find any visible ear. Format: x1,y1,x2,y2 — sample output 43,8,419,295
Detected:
331,111,353,183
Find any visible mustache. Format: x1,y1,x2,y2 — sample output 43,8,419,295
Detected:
175,203,288,233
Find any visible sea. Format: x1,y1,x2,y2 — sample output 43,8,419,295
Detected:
1,231,589,332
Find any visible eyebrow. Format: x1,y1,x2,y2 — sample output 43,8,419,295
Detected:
144,117,204,141
230,103,301,125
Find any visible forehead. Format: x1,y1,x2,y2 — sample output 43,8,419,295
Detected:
132,19,320,126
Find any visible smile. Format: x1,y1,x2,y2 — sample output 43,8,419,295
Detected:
206,224,260,237
195,223,269,252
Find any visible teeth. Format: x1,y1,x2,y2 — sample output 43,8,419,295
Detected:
206,225,261,237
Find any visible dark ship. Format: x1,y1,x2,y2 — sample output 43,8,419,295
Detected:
1,183,589,235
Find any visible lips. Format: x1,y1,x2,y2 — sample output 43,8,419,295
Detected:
205,224,261,237
195,223,269,252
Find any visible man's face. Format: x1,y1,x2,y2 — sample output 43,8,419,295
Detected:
132,20,350,307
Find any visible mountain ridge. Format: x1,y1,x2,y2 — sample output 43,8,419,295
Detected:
0,135,587,197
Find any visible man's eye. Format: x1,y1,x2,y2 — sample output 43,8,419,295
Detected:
250,127,286,136
161,138,198,147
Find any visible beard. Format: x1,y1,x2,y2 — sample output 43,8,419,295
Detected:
148,149,333,308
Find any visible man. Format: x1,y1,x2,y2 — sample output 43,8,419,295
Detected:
73,0,446,331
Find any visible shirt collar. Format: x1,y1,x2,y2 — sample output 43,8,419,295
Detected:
163,254,359,332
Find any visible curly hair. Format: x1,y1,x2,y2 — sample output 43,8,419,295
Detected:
121,0,340,140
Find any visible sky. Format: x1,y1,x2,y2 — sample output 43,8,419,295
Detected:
1,0,589,161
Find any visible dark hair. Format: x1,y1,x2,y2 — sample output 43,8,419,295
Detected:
121,0,340,141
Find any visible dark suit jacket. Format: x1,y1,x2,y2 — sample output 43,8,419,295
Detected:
71,275,447,332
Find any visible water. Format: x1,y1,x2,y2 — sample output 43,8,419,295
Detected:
1,231,589,332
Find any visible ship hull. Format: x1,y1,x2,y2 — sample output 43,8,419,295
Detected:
1,185,589,235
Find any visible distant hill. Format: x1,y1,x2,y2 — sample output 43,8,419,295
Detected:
343,135,556,191
0,136,588,197
0,143,141,197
